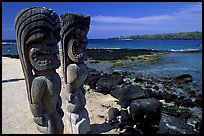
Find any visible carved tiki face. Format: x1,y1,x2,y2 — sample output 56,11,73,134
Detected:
60,13,90,63
28,31,60,71
14,6,61,103
15,6,61,72
67,27,88,62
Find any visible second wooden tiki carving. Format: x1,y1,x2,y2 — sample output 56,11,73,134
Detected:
59,12,91,134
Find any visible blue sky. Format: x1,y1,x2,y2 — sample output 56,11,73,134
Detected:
2,2,202,39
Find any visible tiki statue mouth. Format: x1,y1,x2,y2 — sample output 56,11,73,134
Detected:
29,44,60,71
68,38,87,62
72,41,86,59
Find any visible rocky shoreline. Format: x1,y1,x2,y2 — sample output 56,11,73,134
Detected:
2,48,202,134
84,68,202,134
87,48,201,60
2,48,201,60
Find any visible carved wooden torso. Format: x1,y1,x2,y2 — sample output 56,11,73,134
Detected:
66,63,88,89
31,71,61,114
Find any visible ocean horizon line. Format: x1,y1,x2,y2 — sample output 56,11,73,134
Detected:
2,39,203,41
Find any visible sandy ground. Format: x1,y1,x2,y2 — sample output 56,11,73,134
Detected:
2,57,120,134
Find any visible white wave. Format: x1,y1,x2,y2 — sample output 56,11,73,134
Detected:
2,42,16,45
119,39,133,40
87,47,122,49
170,49,201,52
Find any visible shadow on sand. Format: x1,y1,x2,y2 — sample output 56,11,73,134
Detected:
90,122,119,134
2,78,24,83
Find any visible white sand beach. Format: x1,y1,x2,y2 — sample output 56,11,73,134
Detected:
2,57,120,134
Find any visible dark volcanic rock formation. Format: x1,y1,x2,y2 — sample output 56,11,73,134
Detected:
157,113,196,134
95,76,124,94
111,85,146,108
129,98,163,122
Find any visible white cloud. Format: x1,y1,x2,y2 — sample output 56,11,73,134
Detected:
90,24,156,31
89,2,202,38
92,2,202,25
92,15,175,24
177,2,202,14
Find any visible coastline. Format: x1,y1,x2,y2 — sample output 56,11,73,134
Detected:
2,56,202,134
2,48,201,60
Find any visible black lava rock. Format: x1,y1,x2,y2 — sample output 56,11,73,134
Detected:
174,96,187,106
120,126,141,134
157,113,196,134
134,76,145,83
194,94,202,108
164,93,178,103
85,68,102,89
108,108,120,124
129,98,163,122
145,89,166,100
95,75,124,94
162,106,191,122
195,121,202,134
111,85,146,108
174,74,193,84
120,109,135,127
180,98,197,108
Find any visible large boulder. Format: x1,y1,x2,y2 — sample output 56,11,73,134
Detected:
111,85,146,108
84,68,102,89
108,108,120,124
134,76,146,83
157,113,196,134
95,75,124,94
195,120,202,134
129,98,163,122
163,93,178,103
120,109,133,125
194,94,202,108
174,74,193,84
136,111,162,134
174,96,186,106
180,98,197,108
144,89,164,100
161,106,191,121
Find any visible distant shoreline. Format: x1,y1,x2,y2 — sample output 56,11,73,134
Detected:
107,31,202,40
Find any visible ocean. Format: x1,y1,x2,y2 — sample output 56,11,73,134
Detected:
88,39,202,51
2,39,202,55
2,39,202,91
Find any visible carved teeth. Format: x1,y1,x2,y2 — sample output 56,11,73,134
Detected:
72,45,84,59
76,53,83,58
41,60,49,65
33,54,58,66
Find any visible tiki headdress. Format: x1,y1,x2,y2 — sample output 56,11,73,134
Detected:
14,7,61,103
60,13,90,84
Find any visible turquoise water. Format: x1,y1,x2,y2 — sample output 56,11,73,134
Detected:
136,53,202,87
88,39,202,51
87,52,202,82
87,52,202,93
2,39,202,55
